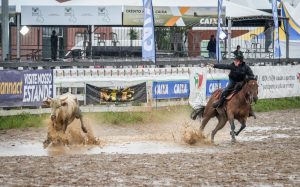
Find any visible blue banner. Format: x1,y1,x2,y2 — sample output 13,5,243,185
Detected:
216,0,223,63
153,81,190,99
142,0,156,63
272,0,281,57
206,79,228,97
0,70,53,107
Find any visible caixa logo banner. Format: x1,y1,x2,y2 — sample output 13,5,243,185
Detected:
206,79,228,97
153,80,190,99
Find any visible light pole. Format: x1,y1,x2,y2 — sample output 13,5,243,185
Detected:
1,0,9,61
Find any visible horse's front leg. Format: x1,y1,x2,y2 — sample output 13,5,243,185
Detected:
229,119,236,143
236,119,246,136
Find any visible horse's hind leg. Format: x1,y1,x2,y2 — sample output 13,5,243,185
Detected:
211,115,227,143
199,109,216,132
199,116,210,132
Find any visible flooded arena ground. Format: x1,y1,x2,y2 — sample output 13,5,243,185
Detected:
0,109,299,186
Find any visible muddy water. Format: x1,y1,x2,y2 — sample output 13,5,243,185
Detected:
0,109,299,156
0,109,299,186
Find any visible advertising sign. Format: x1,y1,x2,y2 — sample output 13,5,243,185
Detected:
252,66,300,99
152,80,189,99
123,6,226,26
86,82,147,104
206,79,228,97
272,0,281,57
142,0,156,63
21,6,122,25
0,70,53,107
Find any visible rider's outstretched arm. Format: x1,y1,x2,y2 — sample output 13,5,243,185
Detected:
213,63,233,70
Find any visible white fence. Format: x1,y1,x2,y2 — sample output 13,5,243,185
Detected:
1,65,300,116
54,67,191,104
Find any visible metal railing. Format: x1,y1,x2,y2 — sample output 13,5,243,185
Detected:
1,25,290,62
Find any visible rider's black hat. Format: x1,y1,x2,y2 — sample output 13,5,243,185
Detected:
235,53,244,61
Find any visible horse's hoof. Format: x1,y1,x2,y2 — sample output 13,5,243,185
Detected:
230,131,237,136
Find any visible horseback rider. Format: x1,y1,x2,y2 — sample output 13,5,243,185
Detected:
211,54,256,118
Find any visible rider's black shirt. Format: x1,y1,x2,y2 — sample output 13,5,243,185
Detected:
213,62,255,82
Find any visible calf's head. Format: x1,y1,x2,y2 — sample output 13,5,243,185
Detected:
43,96,68,121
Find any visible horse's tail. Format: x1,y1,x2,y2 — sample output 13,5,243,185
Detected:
190,106,205,120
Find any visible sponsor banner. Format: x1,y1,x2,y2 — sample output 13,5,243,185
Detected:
152,81,189,99
189,68,229,107
206,79,228,97
189,66,300,108
86,82,147,104
272,0,281,57
216,0,224,62
21,6,122,25
253,66,300,99
189,68,206,107
0,70,53,107
123,6,225,26
142,0,156,63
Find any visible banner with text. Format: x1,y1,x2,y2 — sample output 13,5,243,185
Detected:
206,79,228,97
21,6,122,25
189,68,206,108
0,70,53,107
142,0,156,63
123,6,225,26
253,66,300,99
189,68,229,108
152,81,190,99
86,82,147,104
189,66,300,108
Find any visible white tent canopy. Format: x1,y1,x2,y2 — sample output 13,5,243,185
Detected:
287,1,300,25
224,1,272,18
1,0,272,18
228,0,271,10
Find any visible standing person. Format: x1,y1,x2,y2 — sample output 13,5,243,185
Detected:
211,54,256,118
233,45,243,58
51,30,58,61
207,35,216,59
264,21,274,53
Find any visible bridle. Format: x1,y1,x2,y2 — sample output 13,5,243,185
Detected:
242,81,257,105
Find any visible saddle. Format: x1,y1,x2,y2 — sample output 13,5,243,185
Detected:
214,81,244,101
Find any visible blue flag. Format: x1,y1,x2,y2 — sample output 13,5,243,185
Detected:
216,0,223,63
142,0,156,63
272,0,281,57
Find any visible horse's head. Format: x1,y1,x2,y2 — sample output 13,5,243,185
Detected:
243,79,259,104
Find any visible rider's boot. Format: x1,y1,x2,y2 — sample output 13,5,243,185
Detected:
212,97,226,108
249,105,257,119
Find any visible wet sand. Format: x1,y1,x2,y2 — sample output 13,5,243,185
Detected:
0,109,299,186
